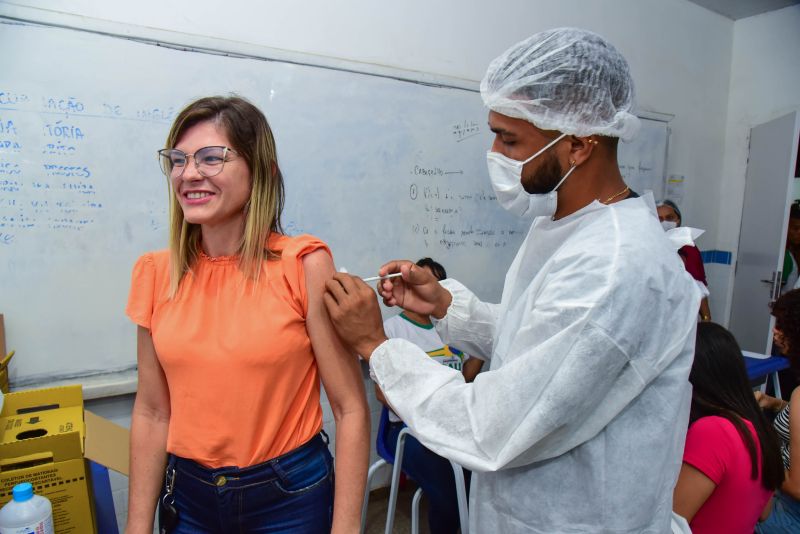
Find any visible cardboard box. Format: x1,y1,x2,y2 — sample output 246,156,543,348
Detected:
0,365,7,395
0,385,129,533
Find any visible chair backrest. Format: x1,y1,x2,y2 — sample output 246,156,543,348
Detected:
375,406,395,463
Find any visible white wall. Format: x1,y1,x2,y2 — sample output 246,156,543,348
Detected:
717,5,800,323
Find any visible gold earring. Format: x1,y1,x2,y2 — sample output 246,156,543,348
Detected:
569,159,575,166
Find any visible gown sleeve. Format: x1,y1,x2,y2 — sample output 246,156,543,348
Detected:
432,279,499,361
370,250,696,472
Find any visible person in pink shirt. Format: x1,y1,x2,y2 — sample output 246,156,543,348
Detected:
673,322,785,533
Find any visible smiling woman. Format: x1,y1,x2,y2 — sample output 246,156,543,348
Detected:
124,96,369,534
165,125,252,254
158,98,285,296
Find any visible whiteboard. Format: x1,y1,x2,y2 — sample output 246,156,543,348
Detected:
0,21,668,387
619,117,669,200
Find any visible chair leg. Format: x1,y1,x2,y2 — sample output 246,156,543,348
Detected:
385,428,411,534
361,459,388,534
450,461,469,534
772,371,783,399
411,487,424,534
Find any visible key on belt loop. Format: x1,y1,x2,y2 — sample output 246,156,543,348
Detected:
165,465,176,494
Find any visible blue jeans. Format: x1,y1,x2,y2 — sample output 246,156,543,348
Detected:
386,422,469,534
756,491,800,533
159,433,334,533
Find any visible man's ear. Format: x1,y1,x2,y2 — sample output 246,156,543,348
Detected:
568,136,598,166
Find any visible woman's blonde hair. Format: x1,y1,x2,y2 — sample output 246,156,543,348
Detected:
163,96,284,296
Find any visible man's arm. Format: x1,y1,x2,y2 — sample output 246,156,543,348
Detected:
432,279,499,361
370,248,696,472
325,245,696,473
370,316,636,472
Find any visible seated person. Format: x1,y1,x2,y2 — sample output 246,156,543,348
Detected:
657,199,711,321
673,322,784,533
375,257,482,534
755,289,800,532
781,201,800,295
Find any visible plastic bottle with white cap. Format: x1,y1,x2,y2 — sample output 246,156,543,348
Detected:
0,482,54,534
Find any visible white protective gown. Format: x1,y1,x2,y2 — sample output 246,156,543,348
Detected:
370,195,702,533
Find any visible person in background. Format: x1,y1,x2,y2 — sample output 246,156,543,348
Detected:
781,201,800,295
418,258,483,381
774,203,800,396
755,289,800,532
125,96,369,533
324,28,701,533
673,322,783,533
657,199,712,321
376,257,483,534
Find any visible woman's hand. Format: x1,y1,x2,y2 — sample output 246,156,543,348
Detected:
755,391,786,411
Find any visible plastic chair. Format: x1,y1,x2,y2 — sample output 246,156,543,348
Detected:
403,435,469,534
743,350,790,399
360,458,389,533
385,424,469,534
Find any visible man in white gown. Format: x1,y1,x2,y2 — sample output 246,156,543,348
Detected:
325,27,701,533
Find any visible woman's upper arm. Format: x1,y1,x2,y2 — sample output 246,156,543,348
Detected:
134,326,170,419
673,462,717,523
760,495,774,522
302,250,366,411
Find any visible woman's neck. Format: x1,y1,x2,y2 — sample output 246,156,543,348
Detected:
200,218,245,257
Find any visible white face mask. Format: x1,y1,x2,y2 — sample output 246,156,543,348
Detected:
661,220,678,232
486,133,576,219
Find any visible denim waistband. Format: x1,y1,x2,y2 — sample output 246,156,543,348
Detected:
169,432,329,489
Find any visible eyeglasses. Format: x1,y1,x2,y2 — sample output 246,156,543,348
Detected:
158,146,238,178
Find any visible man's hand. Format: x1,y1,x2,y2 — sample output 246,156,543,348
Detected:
377,260,452,319
324,273,388,360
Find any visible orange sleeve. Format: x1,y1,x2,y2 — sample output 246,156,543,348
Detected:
126,253,156,329
280,235,332,316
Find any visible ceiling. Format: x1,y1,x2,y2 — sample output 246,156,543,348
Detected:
687,0,799,19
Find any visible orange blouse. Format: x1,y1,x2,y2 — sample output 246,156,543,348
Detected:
126,233,329,468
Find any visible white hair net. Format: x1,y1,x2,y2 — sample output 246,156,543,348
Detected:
481,27,641,141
